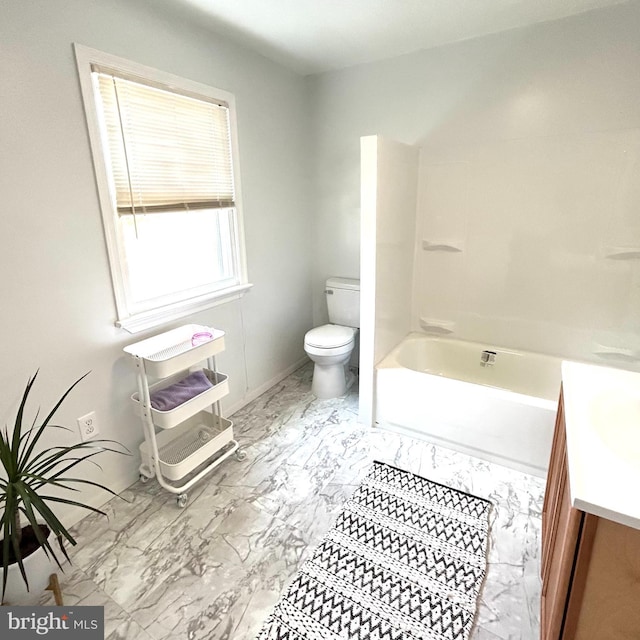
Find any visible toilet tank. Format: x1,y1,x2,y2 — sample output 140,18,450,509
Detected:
326,277,360,328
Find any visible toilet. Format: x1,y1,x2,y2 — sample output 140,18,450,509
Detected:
304,277,360,399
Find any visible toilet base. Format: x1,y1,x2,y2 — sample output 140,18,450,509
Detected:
311,362,353,399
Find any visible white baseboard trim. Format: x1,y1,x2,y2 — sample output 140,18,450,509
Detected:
226,356,309,417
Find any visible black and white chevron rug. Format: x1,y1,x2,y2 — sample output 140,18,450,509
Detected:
256,461,491,640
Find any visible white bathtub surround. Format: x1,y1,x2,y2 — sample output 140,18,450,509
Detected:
316,4,640,372
359,136,419,425
376,334,562,476
37,364,544,640
562,361,640,530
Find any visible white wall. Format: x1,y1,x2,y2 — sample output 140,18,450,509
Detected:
0,0,312,523
359,136,418,425
311,2,640,364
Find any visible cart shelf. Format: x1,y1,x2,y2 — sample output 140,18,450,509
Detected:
123,323,225,378
131,369,229,429
139,412,234,481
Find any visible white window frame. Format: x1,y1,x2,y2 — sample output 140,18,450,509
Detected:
74,44,251,333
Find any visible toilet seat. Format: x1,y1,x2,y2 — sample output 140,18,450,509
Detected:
304,341,354,358
304,324,356,349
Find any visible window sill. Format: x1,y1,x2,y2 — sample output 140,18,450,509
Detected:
116,283,253,334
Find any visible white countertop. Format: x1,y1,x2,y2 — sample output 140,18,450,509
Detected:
562,360,640,530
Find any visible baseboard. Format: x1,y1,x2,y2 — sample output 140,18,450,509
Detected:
226,356,309,417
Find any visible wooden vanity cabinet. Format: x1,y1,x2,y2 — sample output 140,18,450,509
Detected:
541,387,640,639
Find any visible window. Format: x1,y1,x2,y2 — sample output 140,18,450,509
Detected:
75,45,250,332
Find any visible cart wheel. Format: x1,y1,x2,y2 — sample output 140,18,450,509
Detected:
177,494,188,508
139,473,151,484
235,448,247,461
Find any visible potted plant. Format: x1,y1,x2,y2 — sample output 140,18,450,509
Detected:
0,371,128,603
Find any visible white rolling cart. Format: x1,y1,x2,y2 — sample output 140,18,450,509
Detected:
124,324,246,508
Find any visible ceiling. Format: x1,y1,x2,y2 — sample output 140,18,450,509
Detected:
158,0,628,75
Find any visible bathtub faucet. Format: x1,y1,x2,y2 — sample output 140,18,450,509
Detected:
480,350,496,367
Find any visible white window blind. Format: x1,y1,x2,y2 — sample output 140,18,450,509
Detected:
93,69,235,214
75,44,250,332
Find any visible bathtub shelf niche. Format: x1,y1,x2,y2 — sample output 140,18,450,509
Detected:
418,318,455,335
601,246,640,261
592,345,640,364
421,239,464,253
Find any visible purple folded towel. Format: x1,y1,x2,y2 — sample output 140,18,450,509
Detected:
150,370,213,411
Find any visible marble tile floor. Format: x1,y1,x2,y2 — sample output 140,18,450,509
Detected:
40,364,546,640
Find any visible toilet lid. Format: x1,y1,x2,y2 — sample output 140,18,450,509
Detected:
305,324,355,348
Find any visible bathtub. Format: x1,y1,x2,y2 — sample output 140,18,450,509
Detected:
375,333,563,476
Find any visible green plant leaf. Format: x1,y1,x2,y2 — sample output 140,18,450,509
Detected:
16,373,89,471
0,427,17,482
40,478,123,499
13,486,64,571
19,423,70,455
32,495,109,521
25,440,129,478
27,450,106,481
10,373,39,478
20,489,76,547
1,484,29,597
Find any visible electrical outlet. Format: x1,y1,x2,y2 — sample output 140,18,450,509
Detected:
77,411,99,441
